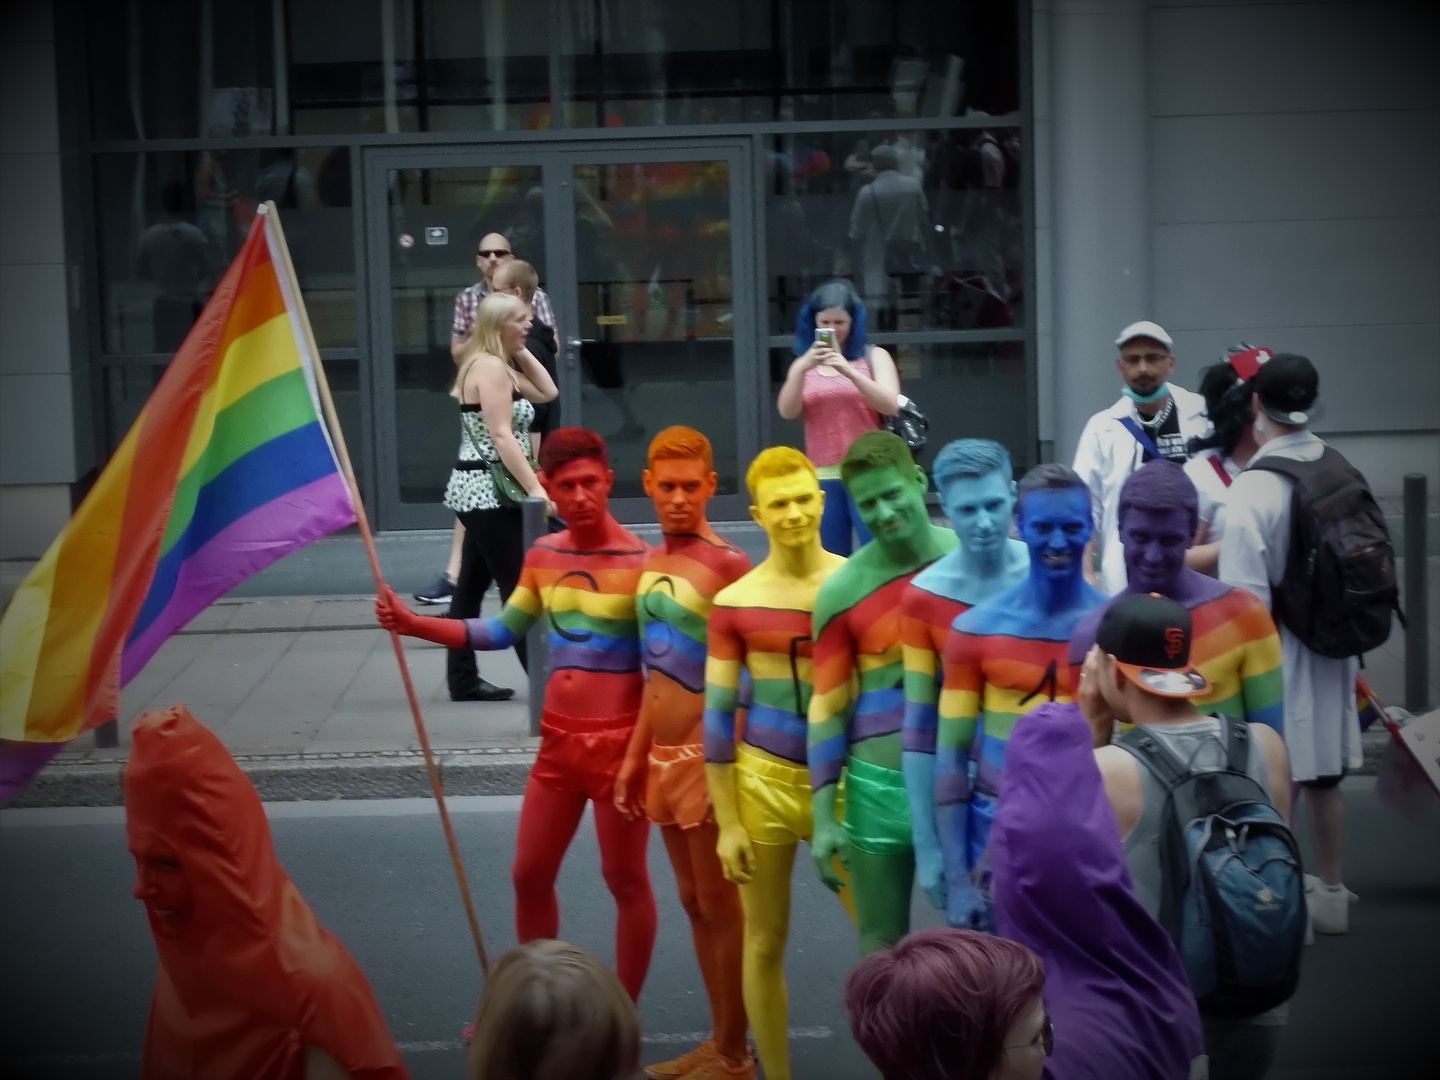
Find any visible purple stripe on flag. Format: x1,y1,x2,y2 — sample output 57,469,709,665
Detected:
120,473,354,682
0,738,66,802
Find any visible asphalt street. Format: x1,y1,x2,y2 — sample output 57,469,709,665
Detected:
2,780,1436,1080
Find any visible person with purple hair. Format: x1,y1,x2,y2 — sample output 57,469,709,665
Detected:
846,928,1051,1080
775,279,901,555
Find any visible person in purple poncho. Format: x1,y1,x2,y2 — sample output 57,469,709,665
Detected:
989,698,1208,1078
844,684,1207,1080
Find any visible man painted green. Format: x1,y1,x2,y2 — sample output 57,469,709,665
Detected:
807,430,957,954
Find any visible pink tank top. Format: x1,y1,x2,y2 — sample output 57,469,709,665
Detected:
802,356,881,467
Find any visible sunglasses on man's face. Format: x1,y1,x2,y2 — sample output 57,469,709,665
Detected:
477,248,513,259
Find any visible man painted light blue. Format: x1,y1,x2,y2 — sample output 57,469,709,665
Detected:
899,440,1029,913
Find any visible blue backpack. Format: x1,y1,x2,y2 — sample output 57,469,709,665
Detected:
1121,717,1307,1017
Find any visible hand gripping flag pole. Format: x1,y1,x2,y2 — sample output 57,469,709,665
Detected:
263,202,490,975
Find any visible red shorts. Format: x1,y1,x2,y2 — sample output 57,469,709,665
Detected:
646,742,711,829
530,710,637,801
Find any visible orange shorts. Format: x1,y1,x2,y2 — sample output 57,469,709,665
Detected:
530,710,637,801
646,742,711,829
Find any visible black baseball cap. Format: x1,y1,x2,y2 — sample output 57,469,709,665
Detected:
1252,352,1319,426
1096,593,1211,699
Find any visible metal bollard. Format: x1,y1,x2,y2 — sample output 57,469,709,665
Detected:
521,498,550,736
1403,474,1429,713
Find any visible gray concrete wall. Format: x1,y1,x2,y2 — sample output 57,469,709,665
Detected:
1148,0,1440,497
1042,0,1440,496
1047,0,1153,462
0,0,78,558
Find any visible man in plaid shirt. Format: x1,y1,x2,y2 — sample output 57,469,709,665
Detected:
449,231,557,360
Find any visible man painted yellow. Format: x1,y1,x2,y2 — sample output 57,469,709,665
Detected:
703,447,851,1080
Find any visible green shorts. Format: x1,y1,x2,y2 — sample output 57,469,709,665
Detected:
842,757,913,856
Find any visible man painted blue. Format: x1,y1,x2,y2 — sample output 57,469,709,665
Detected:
899,439,1029,913
933,464,1108,928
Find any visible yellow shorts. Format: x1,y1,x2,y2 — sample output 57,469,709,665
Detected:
735,746,843,848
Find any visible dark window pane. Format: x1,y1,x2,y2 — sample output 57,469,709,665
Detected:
94,148,355,353
777,0,1020,122
288,0,548,135
768,127,1024,335
557,0,1019,127
768,340,1031,473
86,0,278,141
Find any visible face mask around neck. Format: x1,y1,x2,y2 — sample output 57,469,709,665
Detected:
1123,382,1169,405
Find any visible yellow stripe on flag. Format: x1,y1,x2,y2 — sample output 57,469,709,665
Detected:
6,429,138,739
176,313,301,480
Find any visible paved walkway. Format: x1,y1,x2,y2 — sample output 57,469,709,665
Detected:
63,593,536,762
10,556,1435,806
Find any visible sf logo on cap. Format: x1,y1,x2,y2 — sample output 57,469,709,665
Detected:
1164,627,1185,659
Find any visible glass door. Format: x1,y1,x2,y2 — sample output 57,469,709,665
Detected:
365,141,756,528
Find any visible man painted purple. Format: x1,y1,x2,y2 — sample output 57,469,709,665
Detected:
1069,460,1284,738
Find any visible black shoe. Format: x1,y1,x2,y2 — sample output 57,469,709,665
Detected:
450,678,514,702
414,575,455,605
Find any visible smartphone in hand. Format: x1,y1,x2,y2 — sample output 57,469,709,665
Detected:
815,327,838,351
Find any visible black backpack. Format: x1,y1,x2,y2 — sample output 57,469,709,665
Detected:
1247,447,1400,658
1121,718,1307,1018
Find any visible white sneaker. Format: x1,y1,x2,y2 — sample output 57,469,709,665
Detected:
1304,872,1358,904
1305,876,1350,934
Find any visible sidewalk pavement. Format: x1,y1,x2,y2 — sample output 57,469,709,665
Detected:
8,560,1434,807
12,593,540,807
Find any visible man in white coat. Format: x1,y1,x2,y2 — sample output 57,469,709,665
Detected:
1220,353,1360,935
1072,321,1210,594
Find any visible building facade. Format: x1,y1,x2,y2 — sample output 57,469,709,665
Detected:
1,0,1435,555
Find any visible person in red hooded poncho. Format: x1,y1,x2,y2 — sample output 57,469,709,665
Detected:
125,705,411,1080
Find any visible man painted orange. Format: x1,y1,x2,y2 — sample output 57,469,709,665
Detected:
615,427,756,1079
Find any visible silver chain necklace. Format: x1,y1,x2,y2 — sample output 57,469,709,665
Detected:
1137,397,1174,430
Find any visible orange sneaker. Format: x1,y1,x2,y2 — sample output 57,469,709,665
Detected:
645,1041,718,1080
684,1050,757,1080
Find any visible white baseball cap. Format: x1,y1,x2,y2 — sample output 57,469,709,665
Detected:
1115,321,1174,349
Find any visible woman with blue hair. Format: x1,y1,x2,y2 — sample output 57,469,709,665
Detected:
776,279,901,554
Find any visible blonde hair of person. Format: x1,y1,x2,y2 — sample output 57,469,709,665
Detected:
494,259,540,303
467,940,641,1080
451,291,525,400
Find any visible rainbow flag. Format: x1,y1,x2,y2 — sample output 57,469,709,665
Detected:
0,208,355,798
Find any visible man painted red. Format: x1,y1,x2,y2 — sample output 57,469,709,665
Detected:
376,428,657,999
125,705,409,1080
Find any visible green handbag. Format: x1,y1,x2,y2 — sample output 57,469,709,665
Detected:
488,458,538,508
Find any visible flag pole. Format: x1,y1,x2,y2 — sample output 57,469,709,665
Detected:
261,203,490,975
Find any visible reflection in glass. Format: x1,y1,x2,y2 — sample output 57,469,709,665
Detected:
769,341,1029,473
86,0,276,141
557,0,1019,127
288,0,550,135
389,166,547,503
767,128,1023,335
83,1,1018,139
94,149,354,354
571,161,736,499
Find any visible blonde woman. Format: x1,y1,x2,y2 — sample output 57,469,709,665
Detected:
467,940,642,1080
444,291,559,701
